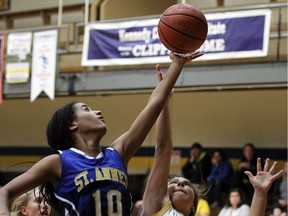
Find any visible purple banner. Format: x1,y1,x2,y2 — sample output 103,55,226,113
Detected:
82,9,271,66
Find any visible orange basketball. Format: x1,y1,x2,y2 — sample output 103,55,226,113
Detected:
158,3,208,54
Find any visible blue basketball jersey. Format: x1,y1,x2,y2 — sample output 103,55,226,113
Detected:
55,147,132,216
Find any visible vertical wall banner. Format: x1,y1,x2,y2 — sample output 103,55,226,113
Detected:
0,35,5,105
5,32,32,83
30,30,58,102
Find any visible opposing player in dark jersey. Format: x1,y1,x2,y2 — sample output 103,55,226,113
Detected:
0,52,203,216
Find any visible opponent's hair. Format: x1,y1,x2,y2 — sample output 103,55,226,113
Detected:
10,187,55,216
10,189,34,216
46,102,77,150
189,183,206,216
39,182,60,215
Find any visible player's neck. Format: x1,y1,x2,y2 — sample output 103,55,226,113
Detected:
74,136,102,157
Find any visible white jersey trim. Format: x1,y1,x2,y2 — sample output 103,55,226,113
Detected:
54,193,80,216
70,147,104,159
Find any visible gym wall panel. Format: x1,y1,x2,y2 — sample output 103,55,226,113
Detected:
170,89,287,149
13,16,43,29
6,0,90,13
0,89,286,149
179,0,218,9
50,11,85,25
225,0,270,7
100,0,177,20
0,94,151,147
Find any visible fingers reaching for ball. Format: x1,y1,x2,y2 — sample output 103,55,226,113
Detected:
156,64,163,82
170,51,204,63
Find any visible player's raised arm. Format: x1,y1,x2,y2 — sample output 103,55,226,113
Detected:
112,52,203,167
245,158,285,216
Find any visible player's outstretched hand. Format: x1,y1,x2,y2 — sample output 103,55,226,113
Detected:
170,51,203,64
245,158,284,194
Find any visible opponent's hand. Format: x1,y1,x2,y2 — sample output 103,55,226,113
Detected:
245,158,284,194
156,64,164,82
156,64,174,97
170,51,204,64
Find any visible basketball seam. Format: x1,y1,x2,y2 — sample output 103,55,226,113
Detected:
162,13,208,28
158,27,189,53
159,20,206,41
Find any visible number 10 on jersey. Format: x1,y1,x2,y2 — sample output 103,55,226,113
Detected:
93,190,123,215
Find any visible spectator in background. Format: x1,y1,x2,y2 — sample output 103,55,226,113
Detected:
10,187,52,216
234,143,259,203
272,162,288,216
208,149,234,208
218,188,250,216
182,143,212,184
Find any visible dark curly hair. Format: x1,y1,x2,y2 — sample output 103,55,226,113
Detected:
46,102,77,151
40,102,79,215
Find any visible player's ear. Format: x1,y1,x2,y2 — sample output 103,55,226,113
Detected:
70,121,78,131
20,206,28,215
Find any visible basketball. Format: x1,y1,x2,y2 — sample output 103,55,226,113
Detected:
158,3,208,54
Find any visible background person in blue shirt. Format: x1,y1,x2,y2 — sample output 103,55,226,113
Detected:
207,149,234,208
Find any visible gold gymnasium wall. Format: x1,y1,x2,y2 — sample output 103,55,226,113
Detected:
0,89,286,174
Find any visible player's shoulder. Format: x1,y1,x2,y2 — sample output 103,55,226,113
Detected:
37,153,61,175
39,153,61,163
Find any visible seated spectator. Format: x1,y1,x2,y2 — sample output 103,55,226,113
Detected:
182,143,212,184
10,186,52,216
272,162,288,216
234,143,260,203
208,149,234,208
218,188,249,216
196,198,211,216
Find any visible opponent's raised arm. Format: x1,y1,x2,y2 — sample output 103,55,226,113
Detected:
141,65,173,216
245,158,285,216
113,52,203,167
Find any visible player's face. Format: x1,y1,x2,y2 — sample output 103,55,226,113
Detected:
72,103,107,134
20,189,51,216
168,177,195,213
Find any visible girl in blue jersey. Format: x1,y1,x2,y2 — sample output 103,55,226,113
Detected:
141,67,285,216
0,52,203,216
